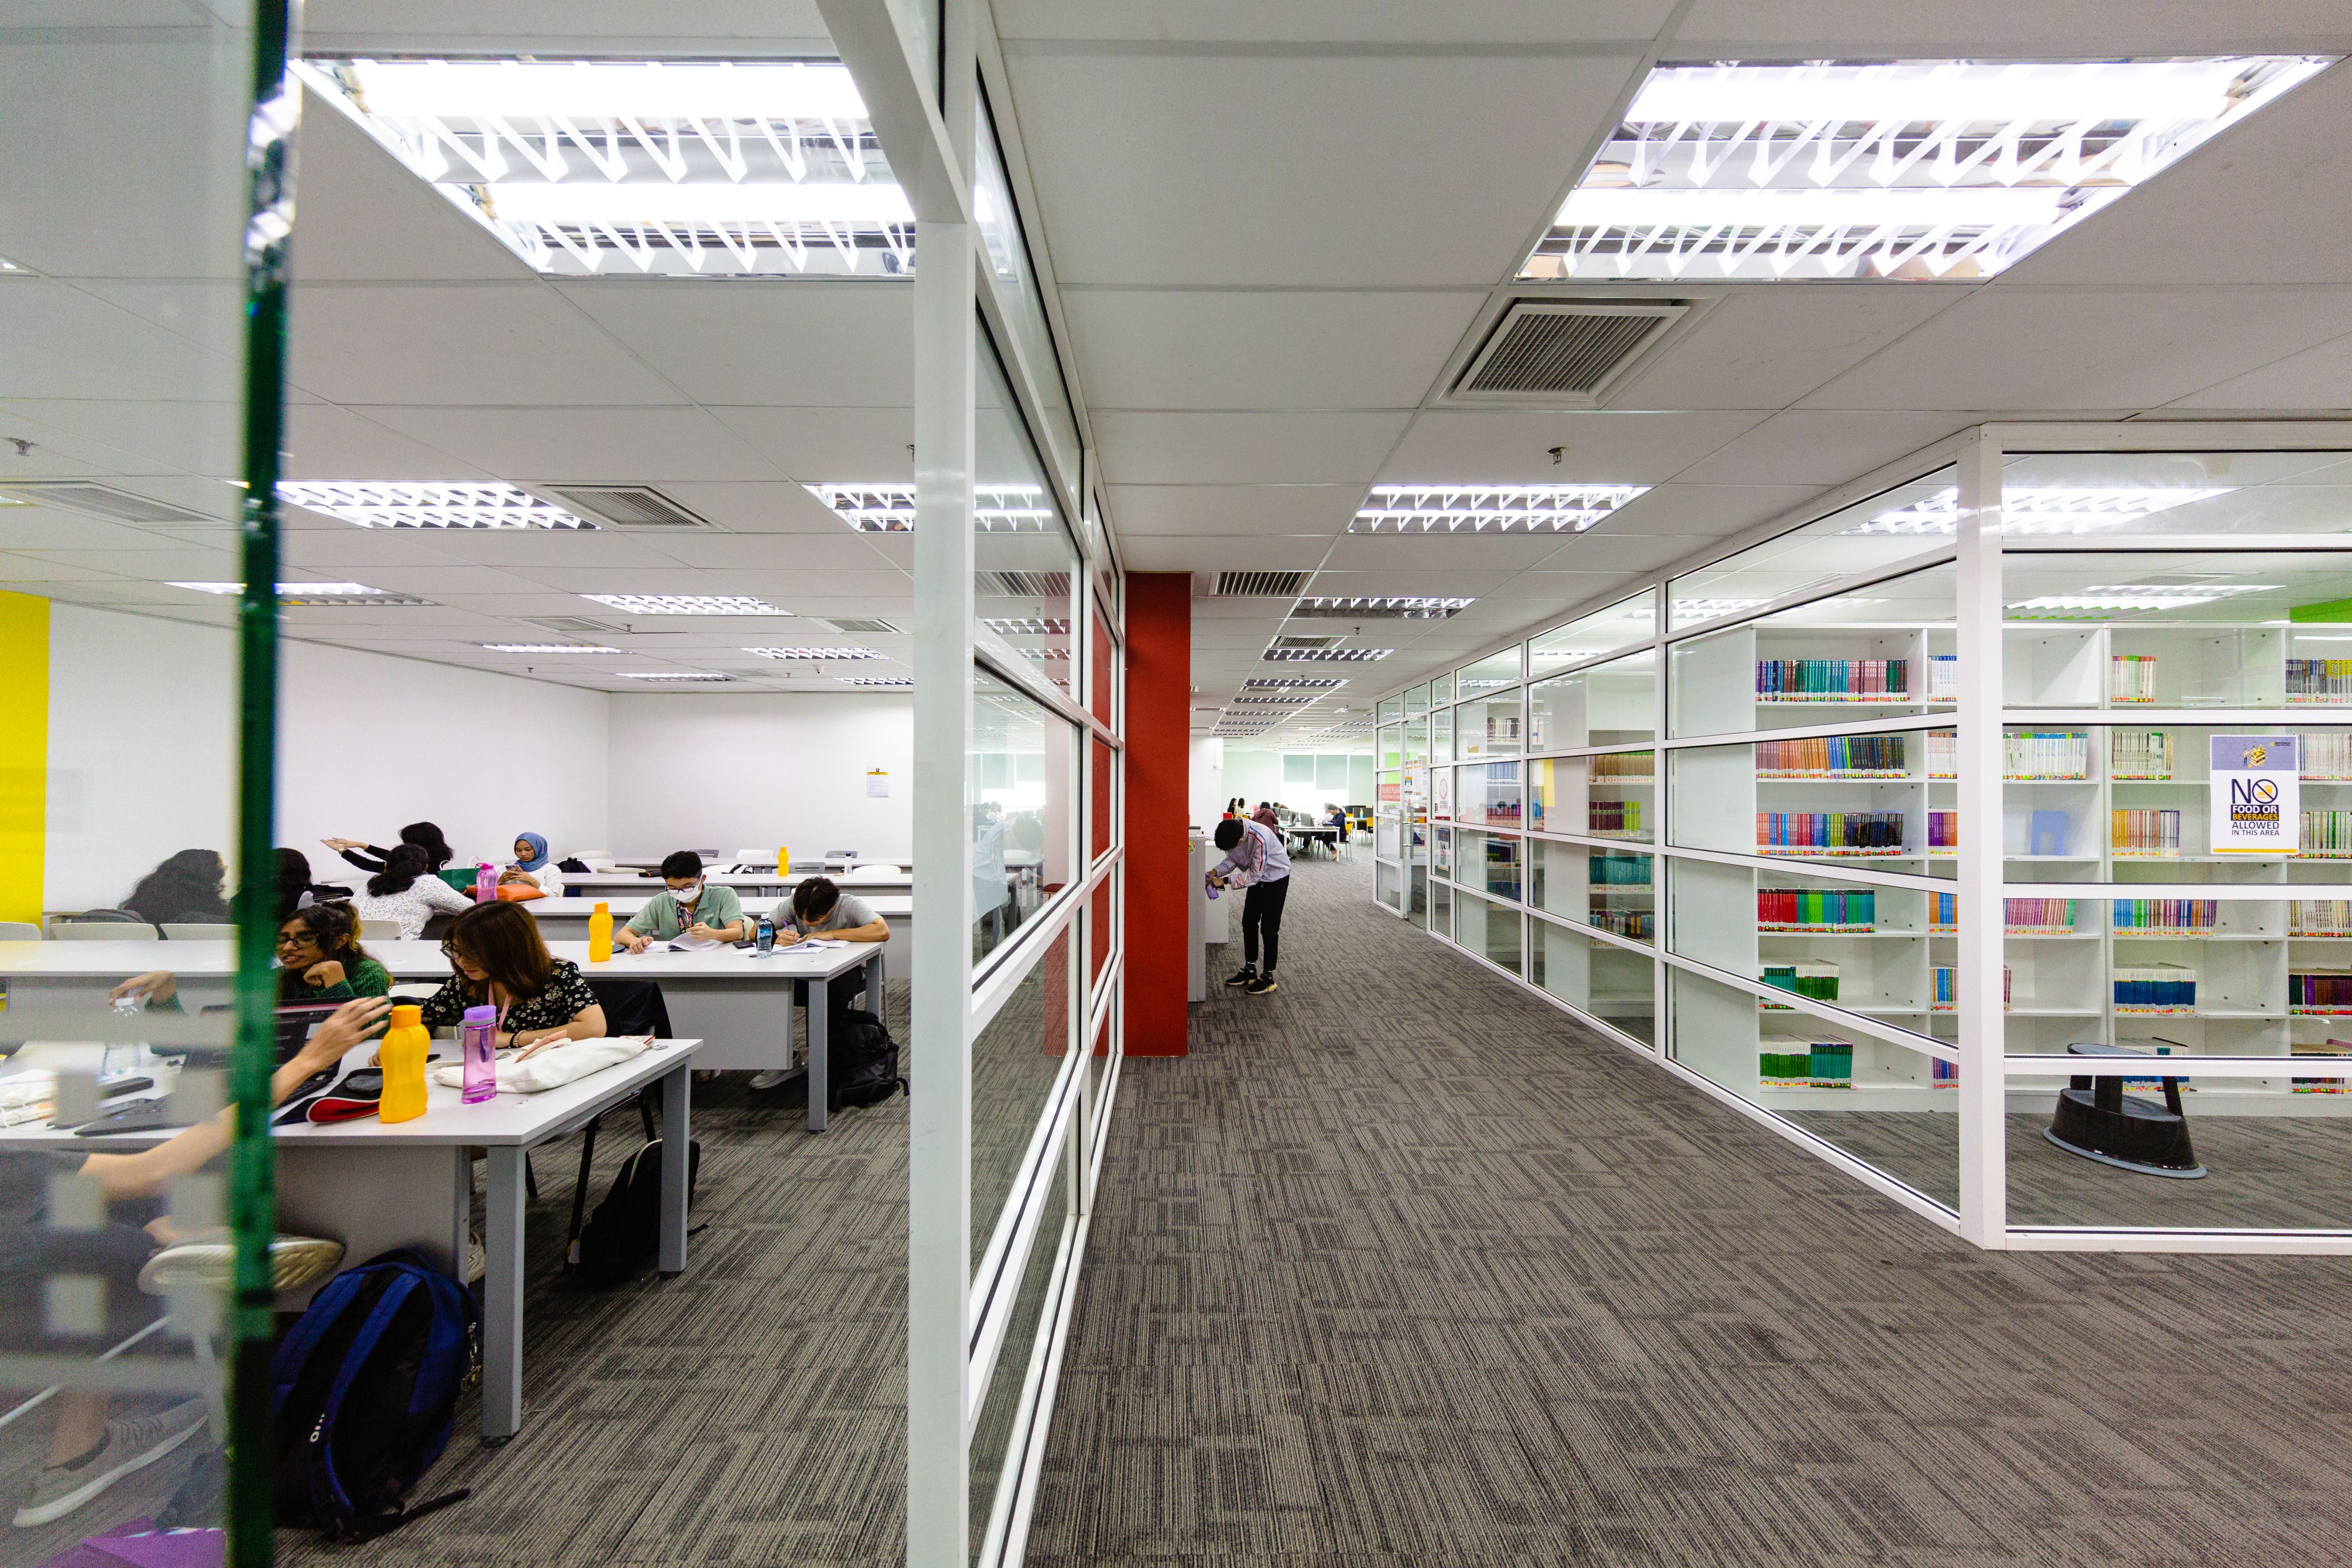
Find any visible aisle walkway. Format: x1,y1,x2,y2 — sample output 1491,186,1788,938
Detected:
1027,855,2352,1567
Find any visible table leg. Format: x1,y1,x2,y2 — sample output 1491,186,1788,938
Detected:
866,947,886,1010
448,1148,470,1282
807,975,830,1133
482,1147,526,1442
658,1061,690,1277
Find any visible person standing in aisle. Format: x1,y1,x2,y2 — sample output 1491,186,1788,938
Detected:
1208,812,1291,996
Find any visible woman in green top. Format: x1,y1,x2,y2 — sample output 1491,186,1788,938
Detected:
276,901,392,1003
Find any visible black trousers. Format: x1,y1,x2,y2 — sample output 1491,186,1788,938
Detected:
1241,876,1290,973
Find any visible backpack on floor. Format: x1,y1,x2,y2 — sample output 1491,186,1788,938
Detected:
575,1136,701,1286
271,1248,478,1540
831,1008,906,1113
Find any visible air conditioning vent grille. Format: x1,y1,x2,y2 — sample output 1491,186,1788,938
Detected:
545,485,713,530
528,615,628,637
1214,570,1307,597
822,618,900,635
0,480,216,525
1451,301,1685,404
977,571,1070,599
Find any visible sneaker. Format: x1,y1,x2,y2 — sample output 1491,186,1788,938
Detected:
1244,973,1279,995
748,1069,794,1091
1223,966,1257,988
14,1400,207,1527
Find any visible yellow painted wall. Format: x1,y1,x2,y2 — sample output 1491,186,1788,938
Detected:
0,593,47,923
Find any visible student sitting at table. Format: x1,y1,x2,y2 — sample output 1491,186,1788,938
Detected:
420,899,606,1054
320,820,453,879
347,843,475,939
498,830,565,897
615,851,747,953
743,877,889,1092
276,901,393,1004
122,849,230,927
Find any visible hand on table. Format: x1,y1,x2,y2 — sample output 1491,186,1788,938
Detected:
616,929,649,954
109,971,177,1007
687,921,724,942
308,996,391,1071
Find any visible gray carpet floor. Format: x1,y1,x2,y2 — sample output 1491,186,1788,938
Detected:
1024,853,2352,1568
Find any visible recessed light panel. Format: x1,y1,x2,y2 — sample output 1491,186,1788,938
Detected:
1843,486,2234,536
808,483,1054,532
1351,485,1648,533
280,481,594,529
621,671,734,681
1243,677,1345,691
170,580,428,606
482,643,622,653
291,59,910,278
983,617,1070,637
1524,57,2332,282
1290,595,1474,619
839,676,914,687
742,646,881,660
1263,646,1391,663
2007,584,2279,620
582,594,785,615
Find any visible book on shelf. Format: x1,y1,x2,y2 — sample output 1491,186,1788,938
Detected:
1588,800,1643,835
1932,891,1957,932
2292,899,2352,937
2111,808,2182,856
1932,1056,1959,1087
1757,810,1905,854
1757,886,1875,931
2007,897,2077,934
2114,963,2196,1012
1755,657,1909,701
2293,1039,2351,1093
1591,909,1655,939
1761,961,1839,1005
2288,659,2352,704
2111,899,2218,935
2110,653,2157,704
2304,733,2352,779
1928,654,1956,701
2124,1041,2192,1094
1932,964,2011,1009
1591,752,1654,780
2289,971,2352,1013
1759,1036,1853,1089
2003,731,2089,779
1588,853,1652,886
2109,730,2174,779
1926,730,1956,778
2300,809,2352,858
1928,810,1958,849
1755,735,1906,777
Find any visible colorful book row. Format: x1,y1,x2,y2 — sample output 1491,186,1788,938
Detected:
1755,658,1909,700
1757,811,1905,853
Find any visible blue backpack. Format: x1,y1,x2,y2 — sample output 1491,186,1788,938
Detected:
271,1249,479,1539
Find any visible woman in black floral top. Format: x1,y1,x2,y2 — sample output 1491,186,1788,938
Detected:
420,900,606,1055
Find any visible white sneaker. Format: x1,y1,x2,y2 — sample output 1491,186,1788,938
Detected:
748,1070,794,1091
13,1400,206,1527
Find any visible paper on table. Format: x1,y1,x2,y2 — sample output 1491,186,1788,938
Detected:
664,932,724,951
784,936,848,950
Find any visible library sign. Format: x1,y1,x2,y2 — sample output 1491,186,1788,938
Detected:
2211,734,2299,855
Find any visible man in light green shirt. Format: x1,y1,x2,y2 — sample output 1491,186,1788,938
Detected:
618,850,748,951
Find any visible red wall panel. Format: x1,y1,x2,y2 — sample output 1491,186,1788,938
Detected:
1121,572,1190,1056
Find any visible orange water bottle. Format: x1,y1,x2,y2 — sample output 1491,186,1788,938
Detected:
776,844,790,878
378,1004,430,1124
588,900,614,963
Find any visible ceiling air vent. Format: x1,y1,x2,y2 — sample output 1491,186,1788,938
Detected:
1448,300,1685,406
822,617,900,635
1213,570,1307,597
1269,634,1341,651
527,615,629,637
977,571,1071,598
543,485,713,530
0,480,216,525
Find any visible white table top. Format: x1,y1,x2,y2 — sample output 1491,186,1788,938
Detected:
524,894,912,920
0,1037,702,1149
559,869,909,891
0,938,883,982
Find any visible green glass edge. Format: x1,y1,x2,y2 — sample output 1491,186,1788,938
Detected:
231,2,295,1561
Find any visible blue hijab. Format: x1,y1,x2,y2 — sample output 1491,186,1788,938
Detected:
512,832,550,873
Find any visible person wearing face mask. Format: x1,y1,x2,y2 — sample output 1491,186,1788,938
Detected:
615,850,748,953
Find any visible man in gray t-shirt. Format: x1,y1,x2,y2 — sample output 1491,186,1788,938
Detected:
785,877,890,942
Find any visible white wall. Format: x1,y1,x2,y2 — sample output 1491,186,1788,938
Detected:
277,642,612,876
1187,736,1222,831
605,692,913,863
1218,749,1376,819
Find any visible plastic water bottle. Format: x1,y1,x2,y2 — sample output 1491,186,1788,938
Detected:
460,1005,497,1104
756,913,775,953
588,900,614,963
378,1005,430,1124
474,862,497,903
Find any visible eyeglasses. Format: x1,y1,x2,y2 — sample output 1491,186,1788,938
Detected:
274,932,315,949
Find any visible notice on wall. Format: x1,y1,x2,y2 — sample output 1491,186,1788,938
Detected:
865,769,890,799
2210,734,2299,855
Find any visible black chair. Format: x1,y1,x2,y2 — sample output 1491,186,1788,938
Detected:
556,979,673,1265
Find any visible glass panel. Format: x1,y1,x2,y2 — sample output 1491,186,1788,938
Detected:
1532,920,1657,1043
1376,695,1402,725
1457,648,1522,696
972,927,1076,1276
1404,683,1430,720
1432,761,1454,821
1430,706,1453,765
1403,716,1428,765
977,333,1078,689
1670,737,1949,874
1088,976,1118,1126
1531,589,1656,674
1999,450,2352,537
1457,761,1522,828
1669,967,1958,1209
1530,751,1654,842
1376,858,1405,911
1453,892,1523,975
1089,873,1113,986
1672,861,1940,1029
972,671,1076,965
1378,725,1402,770
974,86,1081,497
1671,563,1958,740
1089,597,1115,727
1430,877,1452,940
1409,861,1428,924
1529,649,1655,752
1375,807,1401,861
969,1144,1069,1559
1531,842,1655,944
1670,467,1958,628
1430,670,1454,703
1433,825,1453,877
1454,830,1523,903
1454,696,1523,761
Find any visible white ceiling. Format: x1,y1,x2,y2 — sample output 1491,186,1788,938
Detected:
6,2,2352,737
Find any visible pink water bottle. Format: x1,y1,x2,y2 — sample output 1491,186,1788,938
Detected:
474,861,497,903
460,1005,497,1103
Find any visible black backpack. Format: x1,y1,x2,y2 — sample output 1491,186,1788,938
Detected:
831,1008,906,1113
575,1136,701,1286
271,1249,478,1540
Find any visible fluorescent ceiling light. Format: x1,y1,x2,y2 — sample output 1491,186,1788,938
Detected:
840,676,913,687
1670,597,1771,620
1290,596,1475,618
290,59,910,279
1353,485,1648,533
280,481,594,530
1847,486,2233,536
621,671,733,681
2007,584,2280,617
808,483,1055,533
171,580,423,607
1263,647,1391,663
582,594,784,615
1243,677,1345,691
742,645,880,660
1523,57,2333,282
483,642,621,653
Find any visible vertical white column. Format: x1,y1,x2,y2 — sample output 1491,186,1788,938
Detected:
1651,591,1672,1055
1953,431,2007,1245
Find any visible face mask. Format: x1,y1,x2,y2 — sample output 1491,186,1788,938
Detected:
670,880,702,905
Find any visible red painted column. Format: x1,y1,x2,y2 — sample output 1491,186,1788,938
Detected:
1122,572,1191,1056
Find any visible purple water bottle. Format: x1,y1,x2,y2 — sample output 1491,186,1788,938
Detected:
474,861,497,903
460,1004,497,1104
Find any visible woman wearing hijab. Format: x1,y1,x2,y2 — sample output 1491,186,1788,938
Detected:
499,831,564,896
122,849,229,927
319,821,453,878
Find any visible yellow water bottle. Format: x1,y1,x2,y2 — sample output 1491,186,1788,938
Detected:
776,844,791,878
378,1004,430,1124
589,900,614,963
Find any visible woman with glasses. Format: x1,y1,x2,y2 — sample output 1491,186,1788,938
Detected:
275,901,391,1004
420,900,606,1057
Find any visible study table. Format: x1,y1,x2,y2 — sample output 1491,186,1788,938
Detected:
0,938,884,1132
0,1037,702,1441
521,893,912,948
559,869,910,899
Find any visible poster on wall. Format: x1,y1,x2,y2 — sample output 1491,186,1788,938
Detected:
1433,765,1453,820
2210,734,2299,855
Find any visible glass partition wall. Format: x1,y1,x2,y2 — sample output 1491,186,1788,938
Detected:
1374,427,2352,1254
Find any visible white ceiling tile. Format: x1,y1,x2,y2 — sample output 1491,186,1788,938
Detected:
287,100,526,284
1063,289,1483,409
284,403,491,481
1297,568,1523,595
1093,411,1411,485
556,282,914,408
359,406,784,482
997,2,1676,41
2166,328,2352,410
1314,534,1562,571
702,409,918,485
1612,288,1961,412
287,284,691,406
1119,535,1333,571
1671,0,2352,53
1378,409,1767,483
646,533,899,571
1671,414,1972,486
1598,481,1829,535
300,0,833,48
1532,531,1726,573
1108,483,1359,536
